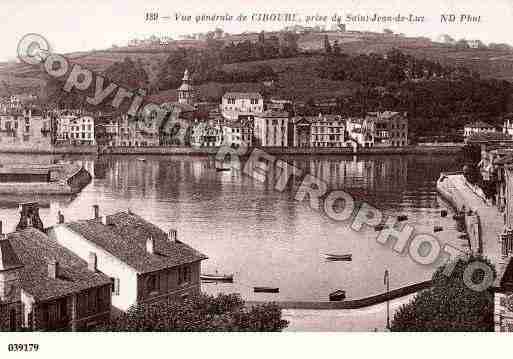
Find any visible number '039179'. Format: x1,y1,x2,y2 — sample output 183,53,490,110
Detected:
7,344,39,352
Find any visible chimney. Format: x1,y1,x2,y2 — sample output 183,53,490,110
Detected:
57,211,64,224
101,215,109,225
168,229,177,242
48,260,58,279
88,252,97,272
146,236,155,254
93,205,100,219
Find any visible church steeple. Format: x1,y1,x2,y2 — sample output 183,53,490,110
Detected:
178,69,194,106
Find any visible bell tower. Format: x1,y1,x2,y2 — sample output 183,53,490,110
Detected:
177,69,194,106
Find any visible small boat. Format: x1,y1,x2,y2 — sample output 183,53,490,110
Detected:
329,290,346,301
200,273,234,282
397,215,408,222
325,254,352,261
137,158,146,162
254,287,279,293
375,224,388,231
440,210,448,217
434,225,443,233
458,233,469,240
215,161,231,172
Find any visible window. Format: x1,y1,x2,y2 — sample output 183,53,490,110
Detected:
147,274,158,294
178,266,191,285
112,277,120,295
9,309,16,331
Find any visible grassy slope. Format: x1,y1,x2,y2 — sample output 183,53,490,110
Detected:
2,31,513,100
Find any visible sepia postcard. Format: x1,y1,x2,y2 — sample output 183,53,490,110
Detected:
1,0,513,357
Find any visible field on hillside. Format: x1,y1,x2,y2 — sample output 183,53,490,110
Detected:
3,30,513,97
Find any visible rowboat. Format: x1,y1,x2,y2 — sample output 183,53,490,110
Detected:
254,287,279,293
200,273,234,282
325,254,352,261
329,290,346,301
137,158,146,162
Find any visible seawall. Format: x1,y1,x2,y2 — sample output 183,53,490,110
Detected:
246,280,431,310
101,145,463,156
436,173,487,254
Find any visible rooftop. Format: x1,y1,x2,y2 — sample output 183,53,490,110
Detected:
223,92,263,100
65,211,207,274
6,228,112,301
466,132,513,143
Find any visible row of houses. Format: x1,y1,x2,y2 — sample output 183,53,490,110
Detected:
0,202,207,331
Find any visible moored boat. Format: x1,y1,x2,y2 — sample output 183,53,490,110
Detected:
325,254,352,261
254,286,279,293
329,290,346,301
200,273,234,282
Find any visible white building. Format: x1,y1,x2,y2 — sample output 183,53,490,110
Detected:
464,121,496,139
222,120,253,148
47,207,207,312
504,119,513,136
221,92,264,120
254,111,289,147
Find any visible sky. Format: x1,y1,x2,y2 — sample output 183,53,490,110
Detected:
1,0,513,62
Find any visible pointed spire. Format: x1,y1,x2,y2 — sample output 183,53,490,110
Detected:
182,69,189,82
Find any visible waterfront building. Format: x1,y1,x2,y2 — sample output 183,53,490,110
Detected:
222,119,253,148
0,108,53,150
504,118,513,136
254,111,289,147
365,111,408,147
346,118,374,148
0,203,112,331
69,115,95,145
191,121,224,147
464,121,496,139
114,113,159,147
291,114,346,147
47,207,207,313
221,92,264,120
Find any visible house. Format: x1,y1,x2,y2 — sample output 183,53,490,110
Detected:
221,92,264,120
365,111,408,147
222,119,253,148
503,118,513,136
291,114,346,148
0,108,53,150
47,207,207,313
191,121,224,147
346,118,374,148
464,121,496,139
253,111,289,147
0,222,112,331
114,113,159,147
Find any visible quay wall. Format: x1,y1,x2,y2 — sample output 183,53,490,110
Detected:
101,145,463,156
246,280,432,310
436,173,482,254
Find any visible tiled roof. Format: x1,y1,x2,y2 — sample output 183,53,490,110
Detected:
255,110,289,118
7,228,112,301
0,239,23,271
65,212,208,274
223,92,262,100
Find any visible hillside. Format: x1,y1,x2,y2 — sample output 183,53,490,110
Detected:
2,30,513,100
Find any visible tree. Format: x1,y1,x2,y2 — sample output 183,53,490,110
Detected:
391,255,496,331
102,293,289,332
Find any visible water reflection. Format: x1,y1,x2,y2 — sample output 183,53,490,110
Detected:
0,153,461,301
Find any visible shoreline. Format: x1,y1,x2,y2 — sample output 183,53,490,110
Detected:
247,280,431,310
0,144,463,156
